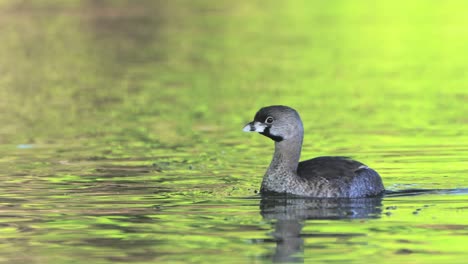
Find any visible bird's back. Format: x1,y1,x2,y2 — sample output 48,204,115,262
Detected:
297,156,384,197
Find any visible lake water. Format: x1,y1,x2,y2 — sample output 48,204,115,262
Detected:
0,1,467,263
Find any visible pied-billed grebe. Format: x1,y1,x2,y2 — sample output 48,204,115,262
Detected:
243,105,384,198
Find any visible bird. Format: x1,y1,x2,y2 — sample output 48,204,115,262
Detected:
243,105,384,198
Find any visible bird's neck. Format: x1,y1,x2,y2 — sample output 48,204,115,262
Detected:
261,135,303,194
266,135,303,176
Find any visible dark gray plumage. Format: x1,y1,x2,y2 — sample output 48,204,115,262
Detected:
243,105,384,198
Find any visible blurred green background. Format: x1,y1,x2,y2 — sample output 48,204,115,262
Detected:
0,0,466,145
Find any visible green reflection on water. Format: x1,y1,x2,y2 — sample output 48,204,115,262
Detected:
0,0,467,263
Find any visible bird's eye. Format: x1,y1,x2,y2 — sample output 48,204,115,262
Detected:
265,116,274,124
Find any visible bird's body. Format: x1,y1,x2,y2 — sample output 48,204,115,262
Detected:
243,105,384,198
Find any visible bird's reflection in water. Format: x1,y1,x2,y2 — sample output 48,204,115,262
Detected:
259,195,383,263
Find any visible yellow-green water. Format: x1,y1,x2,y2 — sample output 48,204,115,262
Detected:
0,1,467,263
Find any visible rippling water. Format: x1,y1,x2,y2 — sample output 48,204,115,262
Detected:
0,1,467,263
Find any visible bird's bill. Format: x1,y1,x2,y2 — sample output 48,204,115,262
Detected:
243,121,266,132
